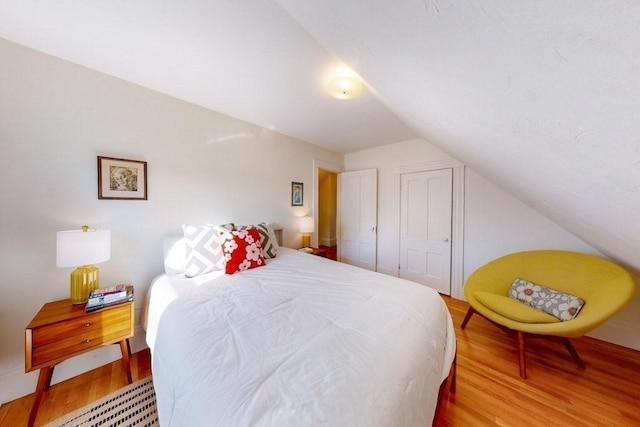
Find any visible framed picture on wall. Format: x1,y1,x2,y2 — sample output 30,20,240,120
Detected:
98,156,148,200
291,182,303,206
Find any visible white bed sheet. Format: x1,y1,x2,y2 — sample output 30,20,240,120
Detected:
146,248,455,427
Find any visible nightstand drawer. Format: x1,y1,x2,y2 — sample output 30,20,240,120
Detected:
31,319,132,369
30,305,131,347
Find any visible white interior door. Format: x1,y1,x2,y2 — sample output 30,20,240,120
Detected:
339,169,377,271
399,169,452,294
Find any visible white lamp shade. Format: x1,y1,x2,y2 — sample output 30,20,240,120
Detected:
56,228,111,267
299,216,315,233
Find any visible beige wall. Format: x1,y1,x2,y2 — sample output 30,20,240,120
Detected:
0,38,342,403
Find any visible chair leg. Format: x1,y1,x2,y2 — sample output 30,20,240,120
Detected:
563,338,586,369
460,306,475,329
517,331,527,379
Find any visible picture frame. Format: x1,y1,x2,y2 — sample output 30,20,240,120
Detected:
98,156,148,200
291,182,303,206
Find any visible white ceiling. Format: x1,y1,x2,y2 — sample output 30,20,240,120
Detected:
2,1,640,270
0,0,417,153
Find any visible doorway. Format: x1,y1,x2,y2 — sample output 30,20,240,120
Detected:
317,169,338,260
314,159,341,261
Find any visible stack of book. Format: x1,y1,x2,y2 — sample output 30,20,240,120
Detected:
85,284,134,312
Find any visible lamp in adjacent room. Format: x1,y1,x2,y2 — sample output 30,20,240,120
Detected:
299,216,315,248
56,226,111,304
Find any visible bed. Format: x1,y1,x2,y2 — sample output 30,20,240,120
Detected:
145,230,456,426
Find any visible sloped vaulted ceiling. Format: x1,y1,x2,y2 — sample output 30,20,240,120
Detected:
1,1,639,270
276,0,640,271
0,0,417,153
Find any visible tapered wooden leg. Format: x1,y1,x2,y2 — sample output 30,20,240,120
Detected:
517,331,527,379
460,306,475,329
28,365,54,427
119,339,133,384
564,338,586,369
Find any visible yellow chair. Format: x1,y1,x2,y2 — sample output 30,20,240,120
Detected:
461,250,634,378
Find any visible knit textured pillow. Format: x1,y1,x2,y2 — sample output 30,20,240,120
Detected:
508,278,585,321
182,223,234,278
221,228,266,274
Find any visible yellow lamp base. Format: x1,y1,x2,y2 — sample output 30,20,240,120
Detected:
70,265,100,304
302,234,311,248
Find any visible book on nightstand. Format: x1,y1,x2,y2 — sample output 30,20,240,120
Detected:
85,285,134,312
89,284,126,298
87,284,127,304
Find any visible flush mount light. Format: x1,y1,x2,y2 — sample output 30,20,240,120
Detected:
328,76,364,100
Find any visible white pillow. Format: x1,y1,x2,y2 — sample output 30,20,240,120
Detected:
162,235,186,275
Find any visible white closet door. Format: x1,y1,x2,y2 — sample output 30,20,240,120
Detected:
399,169,452,294
339,169,377,271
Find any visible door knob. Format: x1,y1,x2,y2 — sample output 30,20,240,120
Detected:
443,238,449,242
370,226,376,232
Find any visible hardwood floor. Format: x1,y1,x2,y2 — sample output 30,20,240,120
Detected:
442,297,640,426
1,298,639,426
0,349,151,427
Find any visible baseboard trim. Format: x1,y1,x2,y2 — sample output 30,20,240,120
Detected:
587,321,640,351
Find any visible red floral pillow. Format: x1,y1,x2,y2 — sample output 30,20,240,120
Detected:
221,227,265,274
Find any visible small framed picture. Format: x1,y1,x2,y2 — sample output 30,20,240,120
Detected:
291,182,303,206
98,156,148,200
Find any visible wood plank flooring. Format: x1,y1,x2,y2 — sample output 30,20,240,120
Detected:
1,297,639,426
0,349,151,427
442,297,640,427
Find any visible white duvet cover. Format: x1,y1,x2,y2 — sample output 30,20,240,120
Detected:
146,248,455,427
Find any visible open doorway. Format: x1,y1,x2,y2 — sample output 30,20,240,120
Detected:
317,169,338,261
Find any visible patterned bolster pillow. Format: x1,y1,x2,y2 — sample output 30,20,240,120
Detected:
508,278,585,321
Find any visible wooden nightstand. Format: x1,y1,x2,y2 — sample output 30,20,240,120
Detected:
311,247,328,257
299,247,329,257
25,298,134,427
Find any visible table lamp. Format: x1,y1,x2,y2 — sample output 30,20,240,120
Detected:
299,216,315,248
56,226,111,304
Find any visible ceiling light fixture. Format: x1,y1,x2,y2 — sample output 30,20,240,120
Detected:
328,76,364,100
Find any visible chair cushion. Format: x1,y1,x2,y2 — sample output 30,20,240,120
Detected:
508,278,585,321
474,291,560,324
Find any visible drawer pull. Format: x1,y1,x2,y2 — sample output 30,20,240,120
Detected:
84,323,91,327
83,339,91,344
